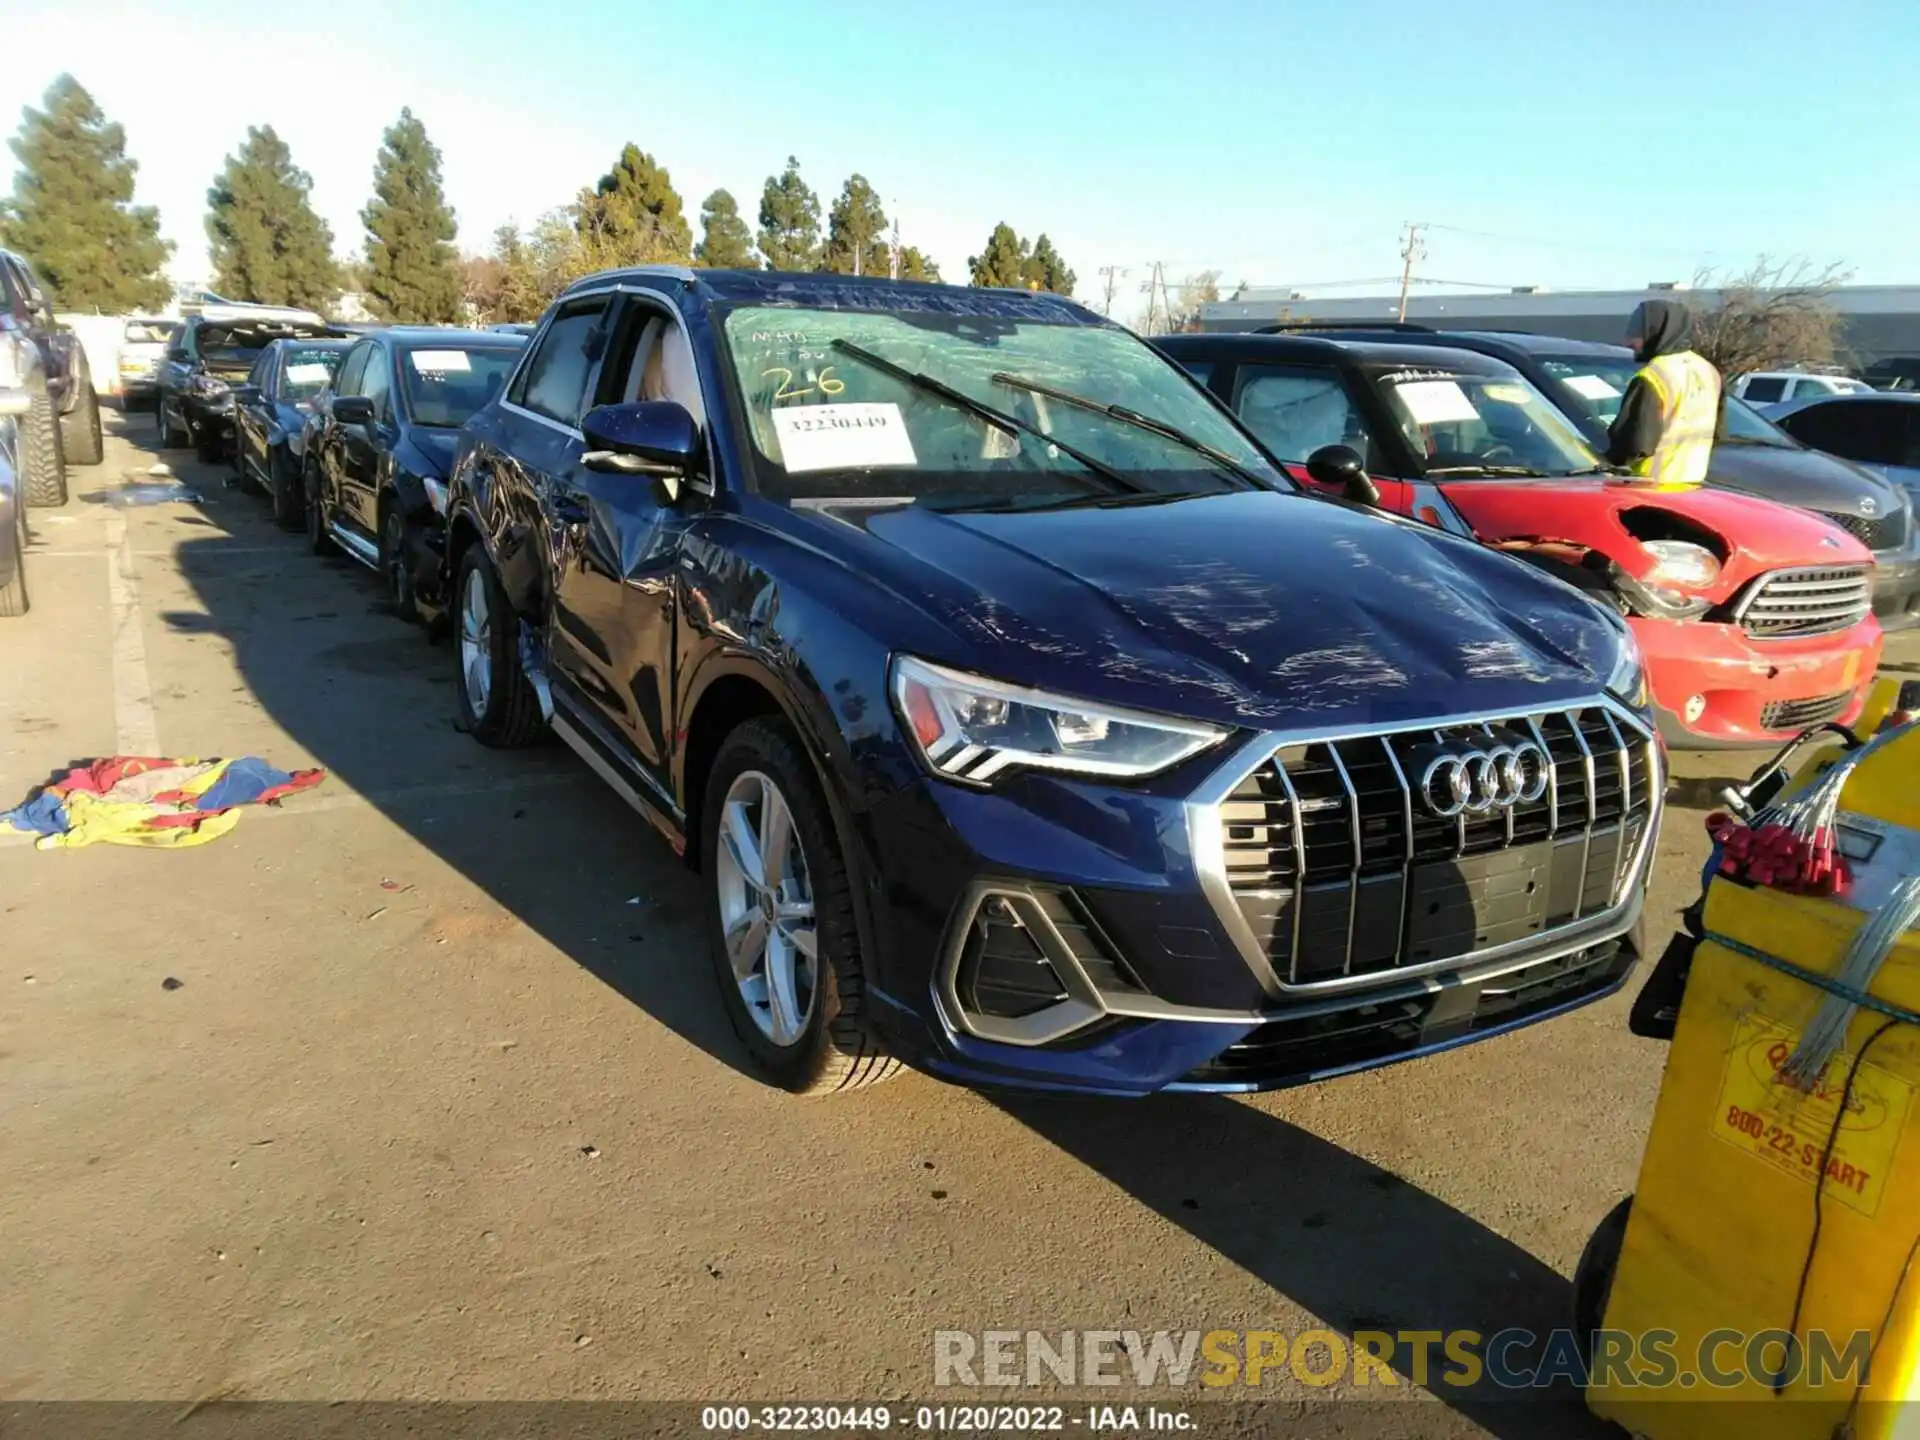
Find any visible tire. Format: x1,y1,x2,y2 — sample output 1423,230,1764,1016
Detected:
195,429,224,465
701,718,901,1096
233,434,260,495
159,397,190,450
59,382,104,466
453,544,544,748
306,461,337,557
1573,1196,1632,1376
20,380,67,508
270,447,304,531
381,498,420,624
0,502,28,617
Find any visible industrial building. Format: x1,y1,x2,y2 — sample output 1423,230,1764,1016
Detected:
1197,283,1920,362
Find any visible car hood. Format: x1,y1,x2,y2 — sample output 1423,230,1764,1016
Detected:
1434,476,1874,605
788,491,1626,730
1709,442,1905,520
406,429,458,478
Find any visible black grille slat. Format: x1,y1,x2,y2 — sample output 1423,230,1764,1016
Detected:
1219,705,1655,987
1817,506,1910,553
1760,690,1855,731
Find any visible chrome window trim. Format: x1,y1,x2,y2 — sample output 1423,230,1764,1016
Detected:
1183,694,1663,1002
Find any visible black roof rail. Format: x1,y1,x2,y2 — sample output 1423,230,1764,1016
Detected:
1253,320,1437,335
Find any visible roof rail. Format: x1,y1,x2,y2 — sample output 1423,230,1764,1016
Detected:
1253,320,1437,334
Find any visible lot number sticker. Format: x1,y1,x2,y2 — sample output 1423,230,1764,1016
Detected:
1565,374,1622,401
1712,1012,1913,1217
1394,380,1480,425
287,363,333,385
410,350,472,373
772,402,918,473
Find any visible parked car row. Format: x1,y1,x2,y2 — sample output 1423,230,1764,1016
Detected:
187,268,1891,1107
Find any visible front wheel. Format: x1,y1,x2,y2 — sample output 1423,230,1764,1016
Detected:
159,398,190,450
453,545,543,748
0,502,28,617
701,718,901,1095
20,380,67,508
270,448,304,531
306,462,337,557
60,382,104,466
381,501,420,624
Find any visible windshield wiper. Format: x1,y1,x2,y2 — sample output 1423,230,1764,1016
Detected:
829,340,1146,494
1424,464,1553,478
989,372,1270,489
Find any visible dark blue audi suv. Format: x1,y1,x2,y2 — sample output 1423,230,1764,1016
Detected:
442,268,1662,1097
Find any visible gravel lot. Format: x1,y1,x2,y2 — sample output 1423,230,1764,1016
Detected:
5,408,1913,1435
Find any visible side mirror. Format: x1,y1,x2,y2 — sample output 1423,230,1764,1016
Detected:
233,385,261,405
332,395,376,426
1305,444,1381,506
581,401,701,502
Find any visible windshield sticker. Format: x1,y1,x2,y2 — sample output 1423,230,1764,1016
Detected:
286,363,333,385
1394,379,1480,425
1378,368,1456,384
1483,383,1532,406
772,402,918,472
763,365,848,404
1565,374,1623,401
410,350,472,374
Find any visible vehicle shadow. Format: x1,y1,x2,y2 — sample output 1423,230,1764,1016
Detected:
996,1092,1612,1437
146,411,1608,1437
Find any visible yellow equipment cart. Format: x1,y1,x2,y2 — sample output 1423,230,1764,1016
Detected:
1580,678,1920,1439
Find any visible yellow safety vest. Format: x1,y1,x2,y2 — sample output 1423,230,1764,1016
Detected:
1627,350,1720,489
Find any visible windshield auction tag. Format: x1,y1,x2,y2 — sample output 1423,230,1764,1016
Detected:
1565,374,1622,400
410,350,472,374
287,363,333,385
771,402,918,472
1395,379,1479,425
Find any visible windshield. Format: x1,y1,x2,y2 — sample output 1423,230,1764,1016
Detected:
1718,394,1798,447
1374,367,1603,477
280,345,346,401
720,304,1282,506
124,320,174,345
1538,355,1639,423
400,345,520,428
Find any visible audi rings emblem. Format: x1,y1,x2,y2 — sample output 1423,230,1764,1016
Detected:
1418,741,1550,817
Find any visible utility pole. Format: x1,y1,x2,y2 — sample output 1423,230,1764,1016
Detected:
1097,264,1126,318
1395,222,1426,322
889,205,901,281
1139,261,1166,334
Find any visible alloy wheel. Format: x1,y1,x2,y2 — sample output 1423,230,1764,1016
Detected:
713,769,819,1046
384,510,408,608
459,564,493,715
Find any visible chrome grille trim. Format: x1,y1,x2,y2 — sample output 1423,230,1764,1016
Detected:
1732,565,1873,639
1185,696,1663,1000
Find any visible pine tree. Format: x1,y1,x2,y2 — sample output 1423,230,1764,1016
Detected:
694,189,755,269
968,223,1029,289
1022,234,1075,296
822,174,889,277
898,246,941,283
360,107,462,323
0,75,171,311
205,125,340,310
756,156,821,272
578,143,690,265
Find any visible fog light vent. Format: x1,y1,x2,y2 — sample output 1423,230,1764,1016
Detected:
957,897,1070,1019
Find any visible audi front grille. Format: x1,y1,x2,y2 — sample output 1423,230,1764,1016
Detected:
1189,700,1661,994
1733,565,1873,639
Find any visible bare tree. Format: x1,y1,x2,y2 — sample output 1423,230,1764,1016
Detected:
1689,257,1851,377
1158,269,1222,335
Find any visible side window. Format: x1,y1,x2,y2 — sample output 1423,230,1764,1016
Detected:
1178,360,1214,387
333,342,371,397
361,348,393,418
248,352,272,392
1782,401,1902,464
1231,364,1372,464
516,300,608,426
597,298,708,431
1740,376,1787,403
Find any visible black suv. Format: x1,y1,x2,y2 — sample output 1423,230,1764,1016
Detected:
1,246,104,501
158,305,336,462
440,267,1657,1099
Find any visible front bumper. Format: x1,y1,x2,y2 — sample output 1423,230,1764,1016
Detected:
1872,536,1920,632
853,697,1661,1095
1636,613,1884,748
180,392,236,437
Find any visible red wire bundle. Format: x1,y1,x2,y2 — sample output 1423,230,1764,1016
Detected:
1707,813,1849,896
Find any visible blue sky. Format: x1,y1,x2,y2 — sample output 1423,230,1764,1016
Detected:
1,0,1912,319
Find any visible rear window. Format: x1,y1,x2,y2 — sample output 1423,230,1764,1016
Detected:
280,346,345,400
1741,376,1788,402
400,345,521,428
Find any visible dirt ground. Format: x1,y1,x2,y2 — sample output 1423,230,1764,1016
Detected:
3,408,1914,1435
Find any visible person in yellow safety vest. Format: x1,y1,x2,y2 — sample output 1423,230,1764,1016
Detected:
1604,298,1722,488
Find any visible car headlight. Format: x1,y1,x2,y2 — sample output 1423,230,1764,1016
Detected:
189,373,229,399
1641,539,1720,589
891,655,1228,786
423,476,449,516
1603,621,1649,709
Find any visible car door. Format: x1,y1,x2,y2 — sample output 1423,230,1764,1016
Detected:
337,343,393,544
236,349,274,482
313,341,370,526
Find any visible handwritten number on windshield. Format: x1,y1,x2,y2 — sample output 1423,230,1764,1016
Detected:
763,365,847,404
